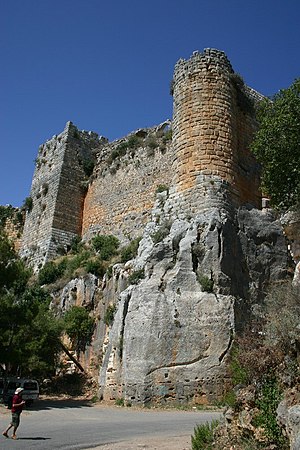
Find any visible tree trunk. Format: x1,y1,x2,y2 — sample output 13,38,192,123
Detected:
59,341,85,373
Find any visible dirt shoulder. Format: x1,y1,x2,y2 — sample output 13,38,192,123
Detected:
87,434,191,450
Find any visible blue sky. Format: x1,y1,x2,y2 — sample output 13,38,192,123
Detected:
1,0,299,207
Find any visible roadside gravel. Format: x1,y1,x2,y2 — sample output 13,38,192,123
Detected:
87,434,191,449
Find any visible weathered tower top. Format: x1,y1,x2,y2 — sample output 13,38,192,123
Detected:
174,48,234,82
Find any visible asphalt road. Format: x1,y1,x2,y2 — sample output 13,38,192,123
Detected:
0,399,221,449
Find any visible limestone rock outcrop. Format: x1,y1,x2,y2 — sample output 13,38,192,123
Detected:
278,399,300,450
98,197,290,405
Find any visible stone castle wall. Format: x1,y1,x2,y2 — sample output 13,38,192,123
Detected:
170,48,261,213
82,126,173,243
20,49,262,269
20,122,106,269
3,215,24,251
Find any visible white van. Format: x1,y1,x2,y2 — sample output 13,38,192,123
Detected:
3,378,39,407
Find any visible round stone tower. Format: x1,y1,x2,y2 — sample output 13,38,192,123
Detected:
171,48,261,212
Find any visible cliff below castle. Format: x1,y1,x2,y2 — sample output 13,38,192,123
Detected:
12,49,297,406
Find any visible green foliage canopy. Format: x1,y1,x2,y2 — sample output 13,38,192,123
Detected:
251,79,300,209
0,285,62,377
0,234,31,293
0,232,62,377
64,306,95,356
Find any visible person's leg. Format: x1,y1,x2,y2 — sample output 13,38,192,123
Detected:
11,413,20,439
11,425,19,439
2,422,13,437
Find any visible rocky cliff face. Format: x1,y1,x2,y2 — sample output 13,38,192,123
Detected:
52,192,291,406
96,195,290,405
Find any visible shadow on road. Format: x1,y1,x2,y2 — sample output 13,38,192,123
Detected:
26,398,95,411
18,436,51,440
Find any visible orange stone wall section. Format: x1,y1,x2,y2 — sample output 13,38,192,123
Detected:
171,49,261,210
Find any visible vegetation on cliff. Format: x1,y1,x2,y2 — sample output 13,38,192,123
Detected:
0,230,142,379
251,78,300,209
205,281,299,449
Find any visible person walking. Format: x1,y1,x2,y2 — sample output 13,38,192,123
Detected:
2,387,25,440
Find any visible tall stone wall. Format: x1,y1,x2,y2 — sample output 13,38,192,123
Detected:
170,48,261,213
20,122,106,270
82,126,173,243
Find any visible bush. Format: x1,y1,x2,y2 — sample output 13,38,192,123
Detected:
109,142,128,162
231,324,283,386
115,397,124,406
23,196,33,212
128,269,144,285
104,304,117,326
120,238,141,263
85,258,105,277
253,377,288,447
264,282,300,355
64,249,92,277
162,128,172,142
106,265,113,278
116,142,128,156
91,235,119,260
82,159,95,177
156,184,169,194
127,135,141,149
151,222,171,243
70,235,83,254
191,420,219,450
197,274,214,293
228,343,249,386
0,205,15,228
145,136,158,150
38,261,65,285
220,282,297,449
233,282,300,386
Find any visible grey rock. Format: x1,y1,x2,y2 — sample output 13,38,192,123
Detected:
289,406,300,450
99,205,290,404
277,401,300,449
52,274,99,313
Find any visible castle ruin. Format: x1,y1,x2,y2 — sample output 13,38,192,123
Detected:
18,49,292,405
20,49,262,269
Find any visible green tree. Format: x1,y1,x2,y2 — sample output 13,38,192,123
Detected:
64,306,95,357
251,79,300,209
0,234,30,292
0,285,63,377
0,232,62,377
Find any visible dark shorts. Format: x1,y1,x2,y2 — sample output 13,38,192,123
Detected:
11,412,21,427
